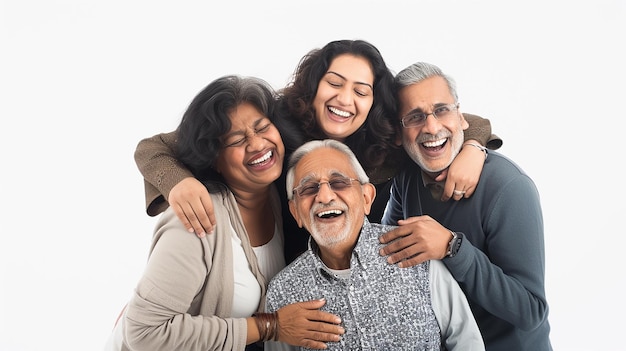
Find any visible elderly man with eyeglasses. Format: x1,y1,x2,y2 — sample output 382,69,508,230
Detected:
379,62,553,351
263,139,484,351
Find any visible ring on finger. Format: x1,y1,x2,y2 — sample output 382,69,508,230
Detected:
453,189,466,196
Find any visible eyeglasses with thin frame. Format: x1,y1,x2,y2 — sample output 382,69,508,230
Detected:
292,176,361,198
401,103,460,128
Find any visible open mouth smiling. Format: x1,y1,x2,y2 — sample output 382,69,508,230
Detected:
328,106,353,118
421,138,447,151
317,209,343,219
249,150,273,166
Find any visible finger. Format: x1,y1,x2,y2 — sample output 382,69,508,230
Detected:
441,187,453,201
436,169,454,200
442,183,457,202
396,253,431,268
289,323,344,346
380,237,420,263
185,210,206,238
298,339,330,349
294,305,343,327
386,245,426,265
277,303,343,348
296,298,328,311
189,197,215,236
451,189,466,201
379,239,404,258
378,226,409,244
171,203,195,234
308,321,345,336
178,201,208,238
434,168,448,182
463,185,475,198
396,216,422,225
208,213,216,232
306,328,345,341
308,310,342,325
196,191,216,234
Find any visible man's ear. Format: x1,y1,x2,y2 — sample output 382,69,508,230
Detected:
361,183,377,215
288,200,303,228
459,109,470,131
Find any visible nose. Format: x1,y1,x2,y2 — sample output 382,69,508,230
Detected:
315,181,336,203
421,113,442,134
336,86,353,106
245,132,265,150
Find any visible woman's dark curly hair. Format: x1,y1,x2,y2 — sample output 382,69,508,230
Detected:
279,39,403,182
175,75,278,181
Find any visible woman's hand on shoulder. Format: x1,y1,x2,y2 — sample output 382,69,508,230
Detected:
168,177,216,237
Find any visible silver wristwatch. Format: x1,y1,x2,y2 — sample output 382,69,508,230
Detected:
445,231,463,258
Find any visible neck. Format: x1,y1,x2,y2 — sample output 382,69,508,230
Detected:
319,250,351,270
318,241,357,270
230,185,272,209
230,185,275,247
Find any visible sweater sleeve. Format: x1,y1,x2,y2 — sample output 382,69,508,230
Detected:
444,173,549,331
462,113,503,150
134,131,194,216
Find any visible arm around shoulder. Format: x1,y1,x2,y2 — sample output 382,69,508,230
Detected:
462,113,502,150
134,130,194,216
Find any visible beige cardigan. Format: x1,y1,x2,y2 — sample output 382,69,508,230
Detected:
122,182,282,351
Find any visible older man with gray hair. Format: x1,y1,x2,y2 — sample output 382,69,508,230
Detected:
379,62,552,350
265,139,484,351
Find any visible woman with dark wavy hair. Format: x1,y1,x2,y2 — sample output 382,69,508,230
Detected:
106,75,344,351
279,40,398,177
133,39,500,262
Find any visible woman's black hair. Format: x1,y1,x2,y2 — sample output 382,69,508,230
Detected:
175,75,277,180
280,39,403,181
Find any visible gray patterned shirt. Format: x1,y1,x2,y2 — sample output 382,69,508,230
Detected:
265,217,484,351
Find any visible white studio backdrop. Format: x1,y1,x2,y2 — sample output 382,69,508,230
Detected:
1,1,624,350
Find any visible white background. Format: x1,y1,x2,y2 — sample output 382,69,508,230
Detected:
1,1,624,350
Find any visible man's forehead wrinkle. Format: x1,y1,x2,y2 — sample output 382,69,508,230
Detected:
298,170,347,182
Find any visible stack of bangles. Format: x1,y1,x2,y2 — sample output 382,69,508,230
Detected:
253,312,279,342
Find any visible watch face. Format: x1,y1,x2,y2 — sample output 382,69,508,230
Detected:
451,236,462,257
446,232,456,257
446,232,462,257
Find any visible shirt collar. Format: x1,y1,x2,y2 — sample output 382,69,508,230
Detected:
421,170,446,201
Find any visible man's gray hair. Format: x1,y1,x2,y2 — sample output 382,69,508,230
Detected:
286,139,369,200
394,62,459,102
